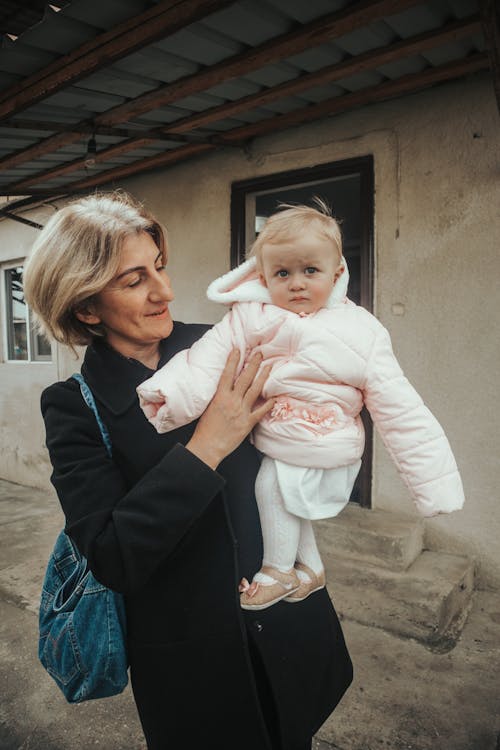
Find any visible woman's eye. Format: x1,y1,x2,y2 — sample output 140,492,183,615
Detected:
155,265,167,274
128,276,142,287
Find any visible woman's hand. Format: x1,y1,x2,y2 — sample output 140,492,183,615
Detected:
185,350,274,470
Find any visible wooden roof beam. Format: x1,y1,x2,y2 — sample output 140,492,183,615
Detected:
0,119,210,141
0,0,424,172
218,53,491,144
165,15,482,134
0,0,237,120
98,0,426,127
5,132,223,193
33,53,488,196
3,14,481,140
480,0,500,112
65,143,215,193
0,14,481,194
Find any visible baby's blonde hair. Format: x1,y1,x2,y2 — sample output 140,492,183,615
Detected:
23,191,167,348
249,198,342,267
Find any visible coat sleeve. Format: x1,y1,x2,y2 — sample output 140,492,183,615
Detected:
362,324,465,517
137,306,251,433
42,380,226,595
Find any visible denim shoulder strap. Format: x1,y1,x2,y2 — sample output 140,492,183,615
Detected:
71,373,112,458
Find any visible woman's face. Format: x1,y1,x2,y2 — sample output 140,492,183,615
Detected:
85,231,174,358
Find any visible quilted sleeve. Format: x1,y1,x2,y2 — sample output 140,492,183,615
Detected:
137,306,252,433
363,325,465,517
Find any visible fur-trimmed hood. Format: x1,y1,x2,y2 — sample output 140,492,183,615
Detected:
207,255,349,307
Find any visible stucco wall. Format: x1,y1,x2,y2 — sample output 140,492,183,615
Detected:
0,209,84,489
0,72,498,586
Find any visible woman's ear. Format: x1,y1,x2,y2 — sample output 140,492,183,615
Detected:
74,302,101,325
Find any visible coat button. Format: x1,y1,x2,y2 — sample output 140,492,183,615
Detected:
254,621,263,632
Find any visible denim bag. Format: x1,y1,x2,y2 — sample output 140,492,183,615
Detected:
38,373,128,703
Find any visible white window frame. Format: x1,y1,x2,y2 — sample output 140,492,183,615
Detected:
1,261,52,363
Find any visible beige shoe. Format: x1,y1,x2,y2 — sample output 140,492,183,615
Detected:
284,563,326,603
240,566,300,610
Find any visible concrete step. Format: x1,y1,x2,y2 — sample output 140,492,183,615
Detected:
315,504,424,571
322,548,474,650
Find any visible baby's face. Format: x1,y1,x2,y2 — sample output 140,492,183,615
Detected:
259,233,343,315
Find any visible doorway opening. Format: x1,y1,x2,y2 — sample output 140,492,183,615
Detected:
230,155,374,506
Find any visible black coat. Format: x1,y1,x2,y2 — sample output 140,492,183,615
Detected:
41,322,353,750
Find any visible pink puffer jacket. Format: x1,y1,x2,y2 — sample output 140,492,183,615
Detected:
138,258,464,517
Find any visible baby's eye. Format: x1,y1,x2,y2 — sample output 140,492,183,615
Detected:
304,267,318,274
277,269,289,278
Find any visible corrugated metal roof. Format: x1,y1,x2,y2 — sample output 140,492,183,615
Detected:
0,0,492,211
0,1,72,37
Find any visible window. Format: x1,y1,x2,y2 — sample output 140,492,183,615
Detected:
4,265,51,362
231,156,374,506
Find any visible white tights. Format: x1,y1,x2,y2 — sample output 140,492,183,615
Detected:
254,456,324,576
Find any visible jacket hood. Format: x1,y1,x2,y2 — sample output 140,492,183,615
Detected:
207,255,349,307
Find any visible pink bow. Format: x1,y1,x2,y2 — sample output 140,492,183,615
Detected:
238,578,259,598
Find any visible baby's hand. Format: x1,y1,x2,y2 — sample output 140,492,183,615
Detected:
137,388,168,429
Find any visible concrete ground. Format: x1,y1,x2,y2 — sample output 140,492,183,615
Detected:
0,479,499,750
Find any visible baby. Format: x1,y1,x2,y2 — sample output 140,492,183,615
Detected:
137,202,464,611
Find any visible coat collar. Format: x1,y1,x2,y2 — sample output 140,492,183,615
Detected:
81,322,189,416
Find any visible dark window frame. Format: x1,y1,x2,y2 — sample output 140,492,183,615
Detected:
230,155,374,508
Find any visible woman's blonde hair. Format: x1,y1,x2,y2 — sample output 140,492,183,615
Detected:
23,191,167,348
249,198,342,267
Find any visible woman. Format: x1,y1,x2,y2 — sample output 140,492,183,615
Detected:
24,192,353,750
